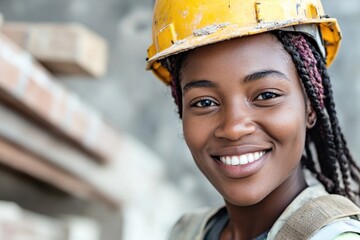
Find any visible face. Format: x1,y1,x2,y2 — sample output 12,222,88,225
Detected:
180,34,312,206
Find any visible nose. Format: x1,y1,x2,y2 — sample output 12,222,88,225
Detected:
214,104,256,141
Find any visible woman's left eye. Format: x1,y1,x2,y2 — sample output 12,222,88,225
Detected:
255,91,280,100
193,99,217,108
190,98,218,108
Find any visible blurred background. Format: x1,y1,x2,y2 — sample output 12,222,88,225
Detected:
0,0,359,239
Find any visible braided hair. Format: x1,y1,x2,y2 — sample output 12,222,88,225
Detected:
161,31,360,203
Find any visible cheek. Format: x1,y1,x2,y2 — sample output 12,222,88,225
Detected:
183,118,204,151
268,105,307,154
182,116,213,157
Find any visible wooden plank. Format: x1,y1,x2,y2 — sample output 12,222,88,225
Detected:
0,135,118,209
0,201,101,240
2,23,108,78
0,103,119,208
0,33,120,162
0,201,67,240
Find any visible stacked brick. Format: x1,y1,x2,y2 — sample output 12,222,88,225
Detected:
0,12,195,240
0,201,66,240
0,201,99,240
0,18,118,240
2,23,108,78
0,23,118,163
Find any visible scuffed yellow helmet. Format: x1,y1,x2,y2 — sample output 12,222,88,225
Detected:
146,0,341,84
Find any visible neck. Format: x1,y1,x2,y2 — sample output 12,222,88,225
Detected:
221,166,307,240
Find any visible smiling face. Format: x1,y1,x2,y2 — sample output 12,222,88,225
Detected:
180,33,313,206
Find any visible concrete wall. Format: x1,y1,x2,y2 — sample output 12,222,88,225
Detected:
323,1,360,158
0,0,359,239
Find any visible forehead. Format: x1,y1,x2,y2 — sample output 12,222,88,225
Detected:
180,33,294,81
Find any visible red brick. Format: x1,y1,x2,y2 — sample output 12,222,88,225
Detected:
0,58,22,92
0,34,120,163
2,23,108,78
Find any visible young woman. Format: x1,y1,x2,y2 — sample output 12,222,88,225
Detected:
146,0,360,239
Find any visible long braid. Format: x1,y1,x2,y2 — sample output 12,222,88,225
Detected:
306,36,354,198
308,42,353,197
274,31,360,201
161,55,186,118
274,31,340,193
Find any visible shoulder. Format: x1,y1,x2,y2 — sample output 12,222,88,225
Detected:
334,232,360,240
311,218,360,240
167,206,224,240
273,193,360,240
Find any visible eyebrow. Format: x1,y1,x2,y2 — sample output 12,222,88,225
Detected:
244,70,289,83
182,70,289,93
182,80,217,93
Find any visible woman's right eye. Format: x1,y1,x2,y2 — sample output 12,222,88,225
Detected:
191,99,218,108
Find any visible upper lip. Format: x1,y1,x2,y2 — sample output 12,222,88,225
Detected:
210,145,271,158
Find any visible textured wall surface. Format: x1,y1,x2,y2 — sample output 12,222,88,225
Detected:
0,0,359,239
323,1,360,160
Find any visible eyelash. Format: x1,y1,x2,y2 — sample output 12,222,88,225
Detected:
189,90,281,109
255,91,281,101
190,98,218,108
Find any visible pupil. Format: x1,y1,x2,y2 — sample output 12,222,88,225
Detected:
264,93,273,99
202,100,211,107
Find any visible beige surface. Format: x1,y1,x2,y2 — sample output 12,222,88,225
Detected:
2,23,108,78
0,33,118,162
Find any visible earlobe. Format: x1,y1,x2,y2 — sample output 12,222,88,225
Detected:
306,105,317,129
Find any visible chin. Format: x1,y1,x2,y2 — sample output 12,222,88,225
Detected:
222,188,269,207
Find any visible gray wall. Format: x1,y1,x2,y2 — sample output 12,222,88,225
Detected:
323,1,360,160
0,0,359,235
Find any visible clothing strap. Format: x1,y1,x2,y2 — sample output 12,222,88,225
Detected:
275,195,360,240
168,207,222,240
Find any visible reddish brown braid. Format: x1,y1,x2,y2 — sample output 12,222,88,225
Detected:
275,31,359,201
289,35,325,108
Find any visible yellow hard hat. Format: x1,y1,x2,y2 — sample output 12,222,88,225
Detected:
146,0,341,84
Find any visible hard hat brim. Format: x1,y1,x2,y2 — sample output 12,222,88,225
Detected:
146,18,341,84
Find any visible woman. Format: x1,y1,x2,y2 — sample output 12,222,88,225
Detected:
146,0,360,239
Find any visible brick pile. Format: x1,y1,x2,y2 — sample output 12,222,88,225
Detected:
0,23,118,163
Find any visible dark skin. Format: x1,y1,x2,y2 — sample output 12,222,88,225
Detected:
221,166,306,239
179,34,314,240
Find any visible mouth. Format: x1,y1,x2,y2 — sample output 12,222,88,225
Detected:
214,150,269,166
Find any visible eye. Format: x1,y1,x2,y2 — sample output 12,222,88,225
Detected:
191,98,218,108
255,91,280,100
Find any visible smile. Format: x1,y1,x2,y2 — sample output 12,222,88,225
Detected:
219,151,266,166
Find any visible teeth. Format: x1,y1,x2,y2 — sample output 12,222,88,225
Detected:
231,156,240,165
248,153,255,163
226,156,231,165
240,155,248,165
219,151,266,166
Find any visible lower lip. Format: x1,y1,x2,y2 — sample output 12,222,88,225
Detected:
215,153,268,178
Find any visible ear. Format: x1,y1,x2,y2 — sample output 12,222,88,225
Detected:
306,100,317,129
